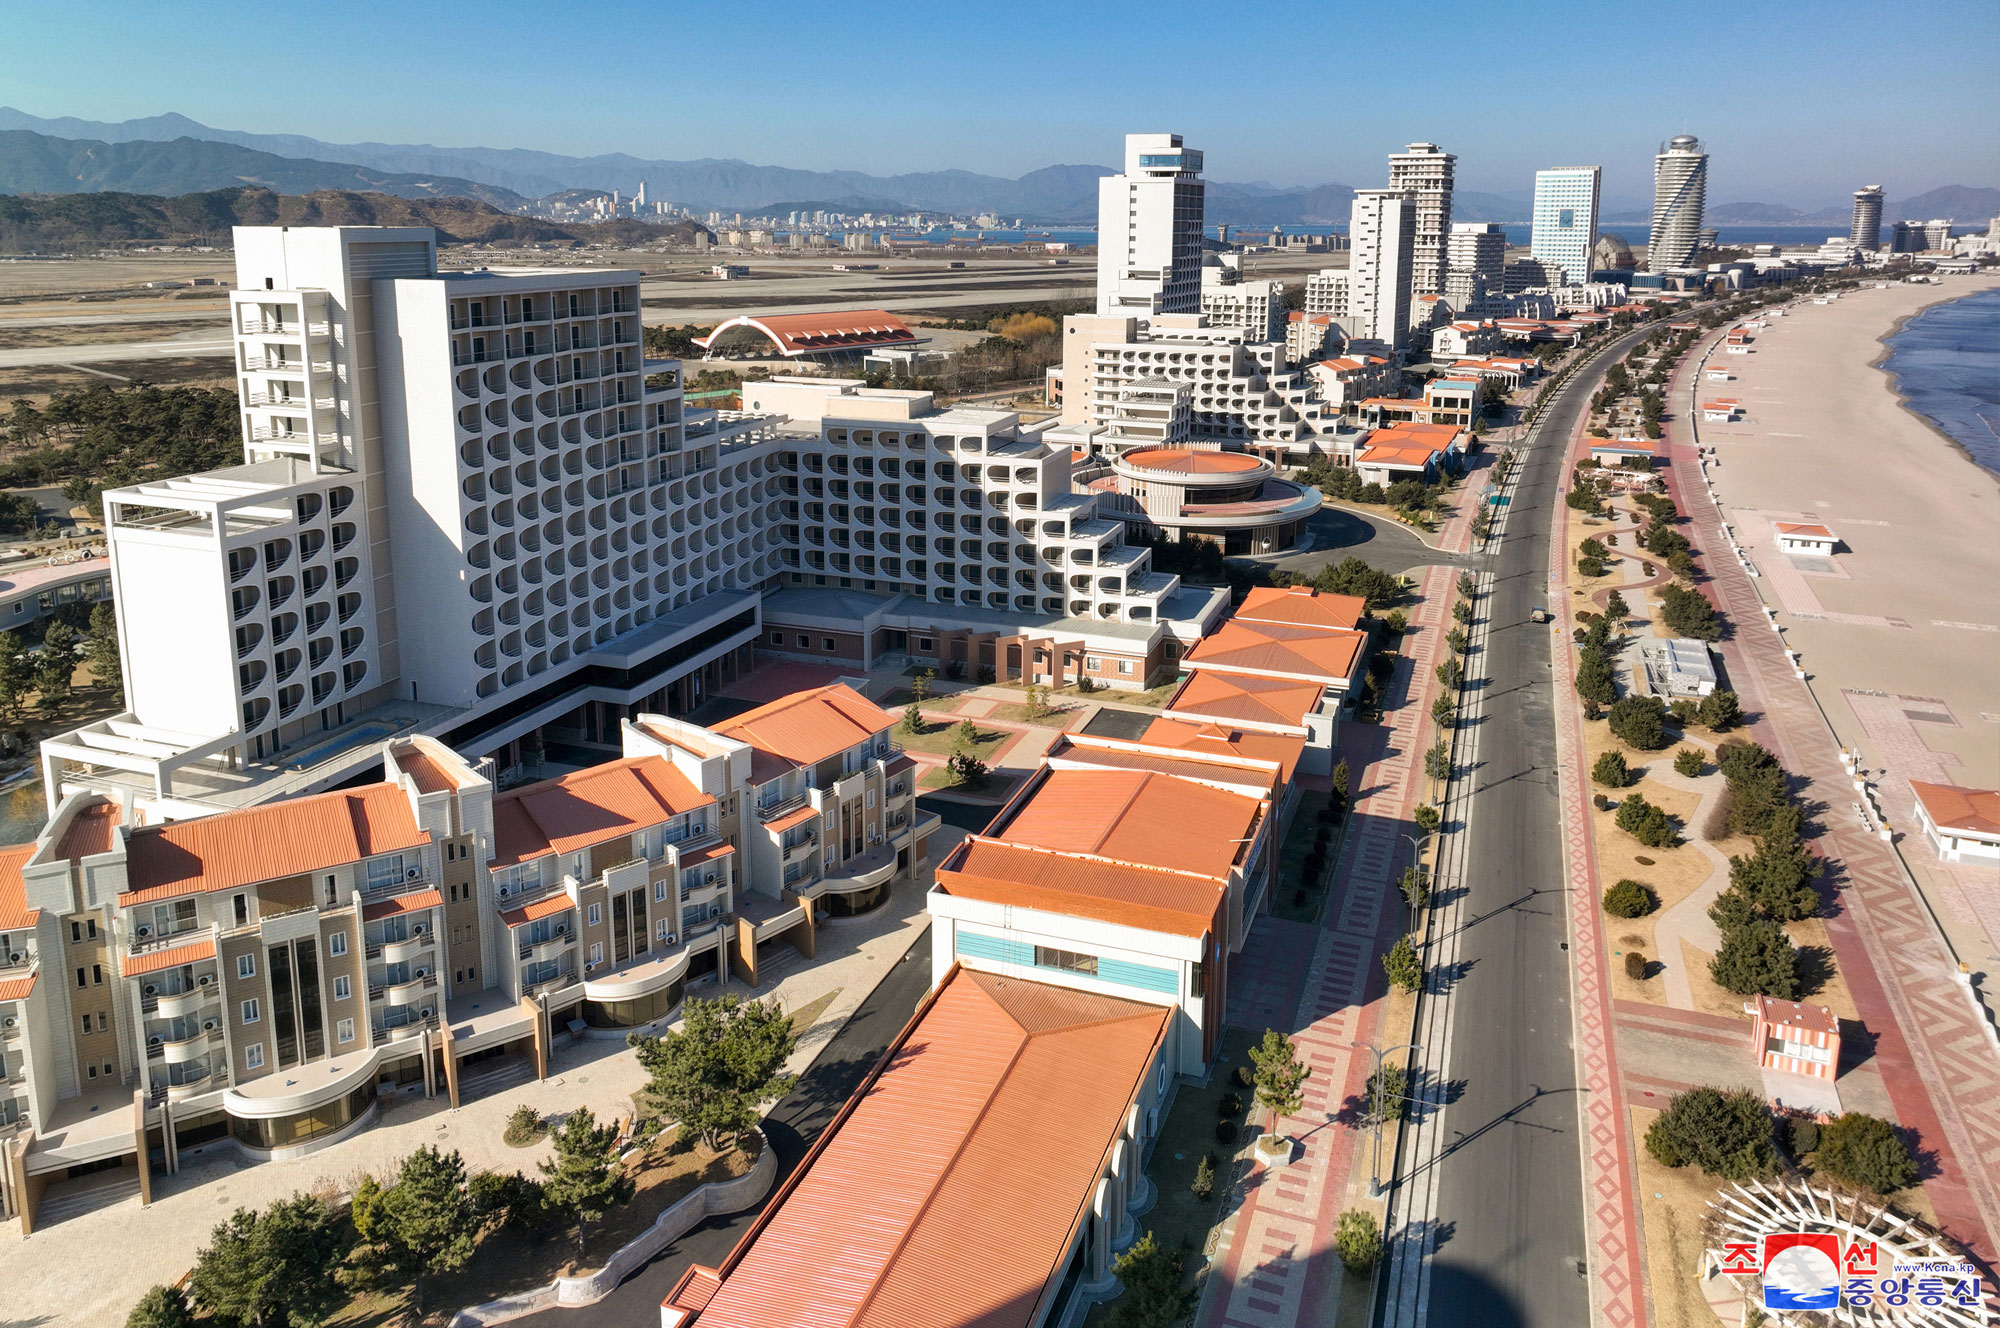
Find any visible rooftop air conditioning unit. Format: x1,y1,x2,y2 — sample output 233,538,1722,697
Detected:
413,968,429,981
411,924,426,937
7,952,20,964
666,933,677,946
498,885,513,898
407,867,421,880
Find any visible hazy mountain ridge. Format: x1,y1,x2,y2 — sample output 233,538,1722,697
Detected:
0,110,1990,229
0,186,712,251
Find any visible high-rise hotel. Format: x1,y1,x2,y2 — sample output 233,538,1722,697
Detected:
1530,166,1602,285
1646,135,1708,272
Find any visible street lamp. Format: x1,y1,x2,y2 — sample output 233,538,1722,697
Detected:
1398,831,1437,931
1356,1040,1422,1198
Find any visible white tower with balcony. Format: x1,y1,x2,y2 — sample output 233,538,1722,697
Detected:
1096,134,1206,318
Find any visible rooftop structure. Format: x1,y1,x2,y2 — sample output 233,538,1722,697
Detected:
1638,637,1718,698
661,967,1173,1328
691,310,920,361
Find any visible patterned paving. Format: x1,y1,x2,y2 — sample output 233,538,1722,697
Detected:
1203,563,1456,1328
1674,356,2000,1265
1708,504,1904,627
1549,422,1651,1328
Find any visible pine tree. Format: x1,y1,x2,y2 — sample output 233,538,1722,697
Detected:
376,1147,479,1313
1727,806,1821,922
1383,934,1423,992
1104,1232,1195,1328
1709,921,1799,998
629,995,797,1152
1248,1029,1310,1136
540,1106,634,1256
86,601,122,695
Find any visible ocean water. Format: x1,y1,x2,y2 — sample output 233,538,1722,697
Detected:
1879,286,2000,475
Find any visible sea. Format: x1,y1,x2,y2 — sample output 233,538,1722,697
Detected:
1878,286,2000,476
823,224,1865,249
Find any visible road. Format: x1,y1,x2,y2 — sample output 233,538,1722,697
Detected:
1380,326,1658,1327
1260,505,1473,581
517,923,934,1327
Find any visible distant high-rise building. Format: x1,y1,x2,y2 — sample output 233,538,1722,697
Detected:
1096,132,1206,316
1646,135,1708,271
1530,167,1602,285
1851,185,1885,249
1446,222,1507,314
634,181,647,207
1387,142,1456,298
1349,189,1416,349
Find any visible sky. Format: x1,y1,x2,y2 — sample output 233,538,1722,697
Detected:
5,0,1997,209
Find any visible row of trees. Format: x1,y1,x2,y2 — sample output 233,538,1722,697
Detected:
0,602,119,720
2,385,242,510
1646,1086,1917,1195
1704,739,1823,999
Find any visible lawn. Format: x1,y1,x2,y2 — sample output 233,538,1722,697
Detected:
982,700,1081,728
879,687,964,712
320,1129,759,1326
1084,1028,1259,1325
917,764,1019,800
1274,789,1342,923
894,715,1010,761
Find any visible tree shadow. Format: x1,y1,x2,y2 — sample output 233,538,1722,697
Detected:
1794,945,1838,998
1899,1124,1945,1183
1431,956,1478,996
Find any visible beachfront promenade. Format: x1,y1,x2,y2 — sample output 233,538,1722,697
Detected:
1670,279,2000,1261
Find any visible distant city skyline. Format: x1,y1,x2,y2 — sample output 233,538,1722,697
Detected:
7,0,1996,209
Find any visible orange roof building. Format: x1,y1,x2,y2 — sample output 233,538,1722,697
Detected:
1910,781,2000,864
490,756,712,868
662,967,1173,1328
1163,668,1326,733
1180,618,1367,691
692,309,919,359
1235,584,1366,632
929,755,1276,1074
710,684,897,782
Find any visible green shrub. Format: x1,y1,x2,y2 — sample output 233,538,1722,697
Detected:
1698,688,1741,731
1592,750,1630,788
1709,920,1799,998
1787,1116,1820,1158
1614,793,1678,848
126,1287,196,1328
1335,1209,1384,1274
1644,1086,1777,1179
1603,879,1658,918
1815,1113,1917,1194
503,1104,544,1147
1191,1154,1216,1201
1216,1120,1238,1145
1220,1093,1243,1117
1383,935,1423,993
1673,747,1705,778
1608,695,1668,750
1236,1065,1256,1088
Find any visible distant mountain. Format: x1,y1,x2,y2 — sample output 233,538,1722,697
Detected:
1887,185,2000,223
0,130,524,207
0,186,711,251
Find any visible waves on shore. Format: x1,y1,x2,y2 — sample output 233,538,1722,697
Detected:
1880,286,2000,475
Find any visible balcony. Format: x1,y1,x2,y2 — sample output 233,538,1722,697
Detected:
380,932,433,964
360,870,431,899
153,985,215,1020
524,972,577,1000
370,972,438,1004
372,1011,439,1043
516,927,574,962
756,791,810,822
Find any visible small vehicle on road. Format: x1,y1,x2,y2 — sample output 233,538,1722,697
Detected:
1529,607,1552,624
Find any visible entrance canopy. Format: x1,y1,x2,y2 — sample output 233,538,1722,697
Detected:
693,309,920,359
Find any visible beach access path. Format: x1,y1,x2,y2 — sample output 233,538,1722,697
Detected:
1667,278,2000,1264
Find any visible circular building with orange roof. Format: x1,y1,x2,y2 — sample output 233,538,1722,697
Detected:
1104,446,1321,554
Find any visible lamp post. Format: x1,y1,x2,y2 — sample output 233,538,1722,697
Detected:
1357,1041,1423,1198
1398,832,1437,932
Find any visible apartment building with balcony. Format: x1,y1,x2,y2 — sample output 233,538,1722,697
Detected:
44,226,780,823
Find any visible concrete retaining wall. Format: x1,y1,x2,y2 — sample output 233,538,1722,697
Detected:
447,1131,777,1326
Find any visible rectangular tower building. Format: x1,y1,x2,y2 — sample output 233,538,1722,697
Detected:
1386,143,1456,299
1531,166,1602,284
1096,134,1206,317
1348,190,1416,350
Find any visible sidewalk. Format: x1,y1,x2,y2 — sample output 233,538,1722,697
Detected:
1662,331,2000,1262
1198,561,1457,1328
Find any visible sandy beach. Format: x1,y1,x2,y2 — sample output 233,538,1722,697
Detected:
1688,273,2000,959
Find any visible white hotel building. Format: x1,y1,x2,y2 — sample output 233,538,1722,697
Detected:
1531,166,1603,286
47,225,1226,823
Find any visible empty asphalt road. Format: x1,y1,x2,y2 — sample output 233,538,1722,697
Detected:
1399,326,1660,1327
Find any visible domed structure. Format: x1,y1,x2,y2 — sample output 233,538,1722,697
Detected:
1089,445,1321,554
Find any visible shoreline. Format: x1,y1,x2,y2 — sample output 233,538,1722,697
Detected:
1867,279,2000,485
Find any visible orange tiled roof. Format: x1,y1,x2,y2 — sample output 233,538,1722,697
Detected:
121,784,429,906
1910,781,2000,837
0,843,41,930
693,309,917,357
713,684,894,775
1119,448,1262,475
124,936,217,977
677,968,1169,1328
362,887,444,922
1235,584,1366,632
392,740,467,794
1135,718,1306,785
1183,619,1365,685
761,804,821,835
1164,669,1323,730
0,972,35,1002
940,838,1225,937
57,801,120,863
491,756,712,868
499,892,575,928
1753,994,1839,1036
1045,739,1285,799
996,767,1261,882
1774,522,1832,538
1358,441,1447,469
680,841,736,867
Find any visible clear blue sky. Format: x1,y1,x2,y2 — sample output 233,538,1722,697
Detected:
6,0,1995,208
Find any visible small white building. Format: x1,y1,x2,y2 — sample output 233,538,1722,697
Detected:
1639,637,1718,698
1704,368,1732,382
1702,400,1740,422
1909,782,2000,863
1773,521,1837,556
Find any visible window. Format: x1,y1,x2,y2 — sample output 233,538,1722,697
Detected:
87,919,97,939
75,967,86,989
656,919,671,941
769,631,783,645
237,954,257,981
587,902,602,927
69,922,81,944
1033,945,1099,976
795,634,810,648
653,880,667,902
823,637,837,652
589,942,604,965
79,1014,92,1035
1085,655,1102,671
365,854,407,891
1191,961,1205,998
92,964,103,985
233,894,248,927
917,636,934,652
465,965,475,983
87,1063,96,1079
324,874,338,904
245,1044,265,1070
328,931,348,957
241,998,261,1025
103,1061,113,1078
336,1018,354,1044
333,975,351,1001
1117,659,1133,675
866,790,876,809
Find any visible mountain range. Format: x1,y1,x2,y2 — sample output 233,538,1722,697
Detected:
0,109,1991,231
